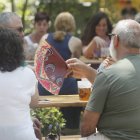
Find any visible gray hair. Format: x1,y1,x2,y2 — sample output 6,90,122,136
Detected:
0,12,20,27
135,13,140,24
114,19,140,48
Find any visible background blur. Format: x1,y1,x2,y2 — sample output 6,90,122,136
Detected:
0,0,140,37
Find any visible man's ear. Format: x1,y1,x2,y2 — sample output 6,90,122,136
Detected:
113,35,119,49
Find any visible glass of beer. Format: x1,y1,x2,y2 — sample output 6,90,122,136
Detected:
78,80,92,101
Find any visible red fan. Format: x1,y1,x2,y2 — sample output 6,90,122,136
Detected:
34,40,68,95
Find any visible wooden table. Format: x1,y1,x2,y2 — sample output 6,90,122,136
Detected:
38,95,87,108
80,56,103,64
42,135,80,140
80,56,103,69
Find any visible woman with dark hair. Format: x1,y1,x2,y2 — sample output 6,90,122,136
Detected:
0,28,39,140
82,11,112,59
24,12,50,60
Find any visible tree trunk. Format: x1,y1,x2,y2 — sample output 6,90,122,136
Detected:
21,0,28,28
10,0,15,12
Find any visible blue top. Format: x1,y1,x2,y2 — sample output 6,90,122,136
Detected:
47,33,71,60
46,33,78,94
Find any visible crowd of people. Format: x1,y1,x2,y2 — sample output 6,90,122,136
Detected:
0,1,140,139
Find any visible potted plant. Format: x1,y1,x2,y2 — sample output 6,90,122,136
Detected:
31,107,66,140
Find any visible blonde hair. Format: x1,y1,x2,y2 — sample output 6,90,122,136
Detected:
53,12,76,41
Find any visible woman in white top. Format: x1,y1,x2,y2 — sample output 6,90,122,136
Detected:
24,12,50,60
82,11,112,59
0,27,39,140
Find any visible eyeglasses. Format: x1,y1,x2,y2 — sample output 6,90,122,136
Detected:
108,33,117,37
108,33,120,42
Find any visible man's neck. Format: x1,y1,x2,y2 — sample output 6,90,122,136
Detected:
128,47,140,55
117,47,140,60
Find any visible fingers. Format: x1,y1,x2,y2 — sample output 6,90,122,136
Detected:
32,118,41,129
66,58,78,70
107,56,116,62
87,64,91,67
71,71,83,79
33,127,42,140
102,57,116,68
65,69,73,78
66,58,89,79
33,118,42,140
66,58,78,64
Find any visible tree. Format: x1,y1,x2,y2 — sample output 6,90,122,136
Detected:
0,0,101,36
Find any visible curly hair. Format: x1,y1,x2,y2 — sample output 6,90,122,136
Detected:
81,11,112,46
0,28,25,72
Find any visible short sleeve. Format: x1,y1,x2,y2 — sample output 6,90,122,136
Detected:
85,72,110,113
23,67,37,96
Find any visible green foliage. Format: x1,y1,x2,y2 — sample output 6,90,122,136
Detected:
105,1,121,24
0,0,99,36
31,107,66,136
0,2,5,12
37,0,99,37
0,0,122,36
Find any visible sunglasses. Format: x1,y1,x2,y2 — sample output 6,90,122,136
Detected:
16,27,24,33
8,27,24,33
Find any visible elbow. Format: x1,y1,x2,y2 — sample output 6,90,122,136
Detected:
80,122,96,137
83,49,93,59
30,101,39,109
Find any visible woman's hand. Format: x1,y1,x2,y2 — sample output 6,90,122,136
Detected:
102,57,116,68
97,57,116,73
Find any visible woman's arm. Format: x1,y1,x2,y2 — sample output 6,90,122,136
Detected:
83,36,107,59
83,39,97,59
30,83,39,108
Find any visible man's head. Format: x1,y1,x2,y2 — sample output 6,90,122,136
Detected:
0,12,24,38
109,19,140,60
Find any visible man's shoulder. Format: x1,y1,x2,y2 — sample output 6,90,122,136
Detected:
99,59,126,77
